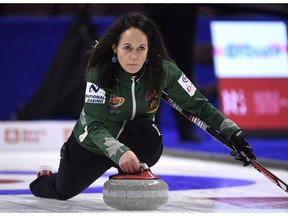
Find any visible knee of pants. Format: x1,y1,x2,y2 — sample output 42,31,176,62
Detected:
138,143,163,167
122,118,162,148
29,175,72,200
120,118,163,166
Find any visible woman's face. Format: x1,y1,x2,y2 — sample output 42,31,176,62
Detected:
112,27,148,74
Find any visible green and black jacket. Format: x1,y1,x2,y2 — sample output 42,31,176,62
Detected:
73,60,239,165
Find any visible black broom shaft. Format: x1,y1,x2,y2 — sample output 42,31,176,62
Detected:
160,90,288,193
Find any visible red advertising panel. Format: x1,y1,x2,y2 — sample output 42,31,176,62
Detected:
218,78,288,130
210,20,288,133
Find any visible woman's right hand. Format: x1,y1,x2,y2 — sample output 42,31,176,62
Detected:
118,150,140,173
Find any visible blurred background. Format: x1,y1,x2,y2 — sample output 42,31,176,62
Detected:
0,3,288,164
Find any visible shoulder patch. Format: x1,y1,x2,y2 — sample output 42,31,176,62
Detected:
85,82,106,104
177,73,196,97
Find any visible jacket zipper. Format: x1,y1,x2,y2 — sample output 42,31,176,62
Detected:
116,75,138,140
131,76,137,120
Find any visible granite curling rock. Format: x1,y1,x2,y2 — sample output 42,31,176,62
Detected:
103,162,169,210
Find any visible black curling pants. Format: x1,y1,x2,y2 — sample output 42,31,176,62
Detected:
29,118,163,200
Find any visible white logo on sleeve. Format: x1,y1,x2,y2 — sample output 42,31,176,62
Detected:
177,73,196,97
85,82,106,104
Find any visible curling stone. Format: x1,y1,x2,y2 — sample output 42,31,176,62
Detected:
103,162,169,210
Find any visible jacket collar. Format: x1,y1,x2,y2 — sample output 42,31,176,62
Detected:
116,63,145,82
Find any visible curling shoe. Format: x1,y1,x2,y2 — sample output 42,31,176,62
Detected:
37,165,53,177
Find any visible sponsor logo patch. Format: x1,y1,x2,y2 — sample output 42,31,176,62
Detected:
85,82,106,104
109,95,125,113
177,73,196,97
146,90,159,113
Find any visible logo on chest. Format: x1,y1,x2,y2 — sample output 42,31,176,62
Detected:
146,90,159,114
85,82,106,104
109,95,125,113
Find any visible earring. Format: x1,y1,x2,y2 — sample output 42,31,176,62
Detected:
112,53,118,63
145,58,149,64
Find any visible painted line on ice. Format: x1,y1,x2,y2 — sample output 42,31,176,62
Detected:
0,171,255,195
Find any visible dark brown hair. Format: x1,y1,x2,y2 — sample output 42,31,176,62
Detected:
86,12,171,92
